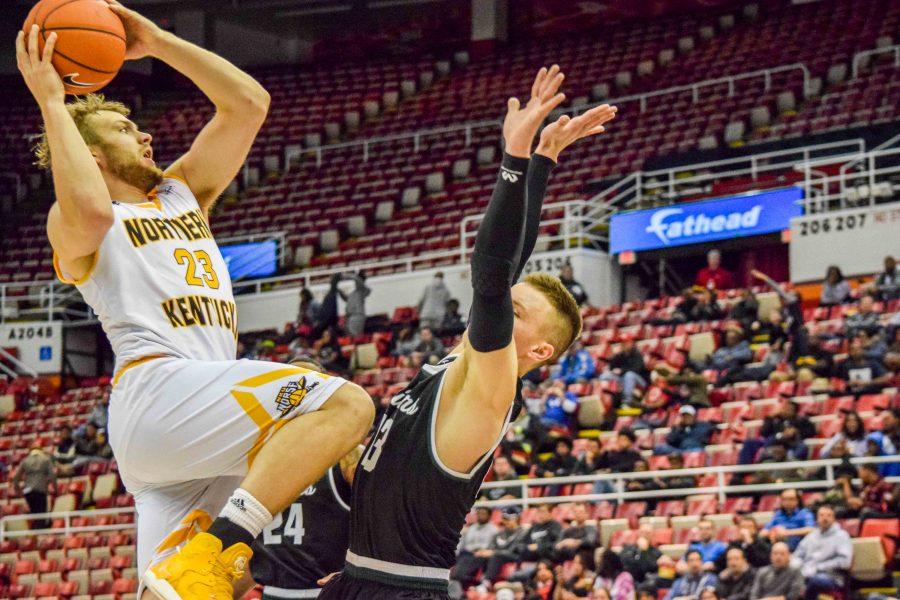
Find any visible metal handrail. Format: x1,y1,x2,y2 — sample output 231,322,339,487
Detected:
477,454,900,508
838,133,900,193
852,44,900,79
0,506,135,540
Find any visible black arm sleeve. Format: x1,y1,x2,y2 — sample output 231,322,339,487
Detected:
468,152,530,353
513,153,556,282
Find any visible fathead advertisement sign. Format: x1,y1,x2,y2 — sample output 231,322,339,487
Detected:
609,187,804,254
220,240,278,280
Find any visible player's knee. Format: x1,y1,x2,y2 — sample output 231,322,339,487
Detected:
330,382,375,437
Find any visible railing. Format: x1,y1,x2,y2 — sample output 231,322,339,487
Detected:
588,139,867,230
800,148,900,213
852,44,900,79
476,454,900,509
0,506,136,540
0,346,37,378
838,133,900,195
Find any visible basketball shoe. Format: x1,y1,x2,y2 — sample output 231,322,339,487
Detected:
143,532,252,600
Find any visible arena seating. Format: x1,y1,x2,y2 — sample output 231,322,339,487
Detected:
1,283,896,598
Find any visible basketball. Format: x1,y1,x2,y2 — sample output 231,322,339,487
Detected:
23,0,126,95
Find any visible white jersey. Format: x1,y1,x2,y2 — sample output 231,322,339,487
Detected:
54,177,237,372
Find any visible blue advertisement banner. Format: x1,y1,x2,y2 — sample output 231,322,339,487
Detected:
609,187,804,254
220,240,278,279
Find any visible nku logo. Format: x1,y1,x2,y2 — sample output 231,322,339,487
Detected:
645,205,763,245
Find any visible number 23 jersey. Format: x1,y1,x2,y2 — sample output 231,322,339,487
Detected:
53,177,238,368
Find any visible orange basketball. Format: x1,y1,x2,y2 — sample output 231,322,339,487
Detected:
23,0,126,95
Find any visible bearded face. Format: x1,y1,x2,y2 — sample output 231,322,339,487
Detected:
87,110,164,193
98,139,164,193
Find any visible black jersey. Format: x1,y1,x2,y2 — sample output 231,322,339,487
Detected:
345,355,522,592
251,465,352,593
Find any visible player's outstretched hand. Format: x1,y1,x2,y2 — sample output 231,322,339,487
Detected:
535,103,617,163
503,65,567,158
104,0,164,60
16,25,63,109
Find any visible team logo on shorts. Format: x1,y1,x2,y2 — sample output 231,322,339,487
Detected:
275,376,320,417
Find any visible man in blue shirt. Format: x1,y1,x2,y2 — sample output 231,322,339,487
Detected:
688,520,728,571
554,340,596,385
762,489,815,550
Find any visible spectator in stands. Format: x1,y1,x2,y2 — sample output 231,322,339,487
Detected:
297,286,319,326
819,266,851,307
760,400,816,443
601,335,649,406
654,405,714,454
559,264,588,306
870,255,899,301
707,327,752,377
716,547,756,600
473,507,528,592
538,438,579,480
481,455,523,502
72,422,102,467
845,294,882,338
625,458,662,496
597,429,643,475
539,380,579,431
393,324,420,357
88,394,109,430
53,424,76,476
339,271,369,336
312,328,347,374
417,272,450,330
313,274,342,337
12,444,55,529
676,288,725,323
526,559,556,599
594,548,636,600
519,504,563,563
749,309,788,351
453,507,499,588
762,489,815,551
665,550,718,600
716,517,771,571
620,524,663,584
846,462,896,521
413,326,445,363
553,503,598,561
820,411,869,458
554,340,597,385
659,453,698,490
791,505,852,600
752,441,806,484
868,407,899,477
439,298,466,336
730,289,760,332
836,337,890,394
696,249,735,290
554,551,596,599
788,333,834,382
689,520,729,571
816,470,854,515
750,542,804,600
657,364,710,408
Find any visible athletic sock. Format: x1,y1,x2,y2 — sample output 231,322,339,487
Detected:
207,488,272,549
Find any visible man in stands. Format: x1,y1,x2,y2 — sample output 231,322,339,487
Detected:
871,255,899,301
654,405,714,454
789,333,834,382
552,502,598,561
665,549,717,600
762,489,815,551
846,462,897,521
439,298,466,336
418,272,451,330
706,327,752,382
518,504,563,563
559,264,588,306
480,455,523,502
868,407,899,477
790,506,852,600
846,294,882,338
621,524,663,585
452,507,498,589
760,400,816,444
601,334,649,406
13,444,55,529
751,542,804,600
715,547,756,600
597,428,643,474
472,507,528,593
538,437,579,480
716,517,771,571
414,326,446,364
688,520,728,571
554,340,597,384
695,249,735,290
837,336,891,394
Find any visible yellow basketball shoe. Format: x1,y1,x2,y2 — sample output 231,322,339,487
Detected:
143,532,252,600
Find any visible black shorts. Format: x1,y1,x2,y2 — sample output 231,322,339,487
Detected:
318,572,450,600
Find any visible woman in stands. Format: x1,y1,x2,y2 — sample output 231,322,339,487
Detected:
819,266,852,307
820,411,869,458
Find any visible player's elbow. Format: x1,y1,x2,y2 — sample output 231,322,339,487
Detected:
331,382,376,441
243,85,271,119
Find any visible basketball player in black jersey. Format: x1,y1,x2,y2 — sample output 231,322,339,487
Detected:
318,66,617,599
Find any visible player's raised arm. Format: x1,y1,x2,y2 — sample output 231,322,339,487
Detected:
17,27,114,265
106,1,270,216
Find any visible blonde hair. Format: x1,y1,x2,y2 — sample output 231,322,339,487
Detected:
35,93,130,170
523,272,583,363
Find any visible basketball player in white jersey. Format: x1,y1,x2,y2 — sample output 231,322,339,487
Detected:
16,3,374,599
